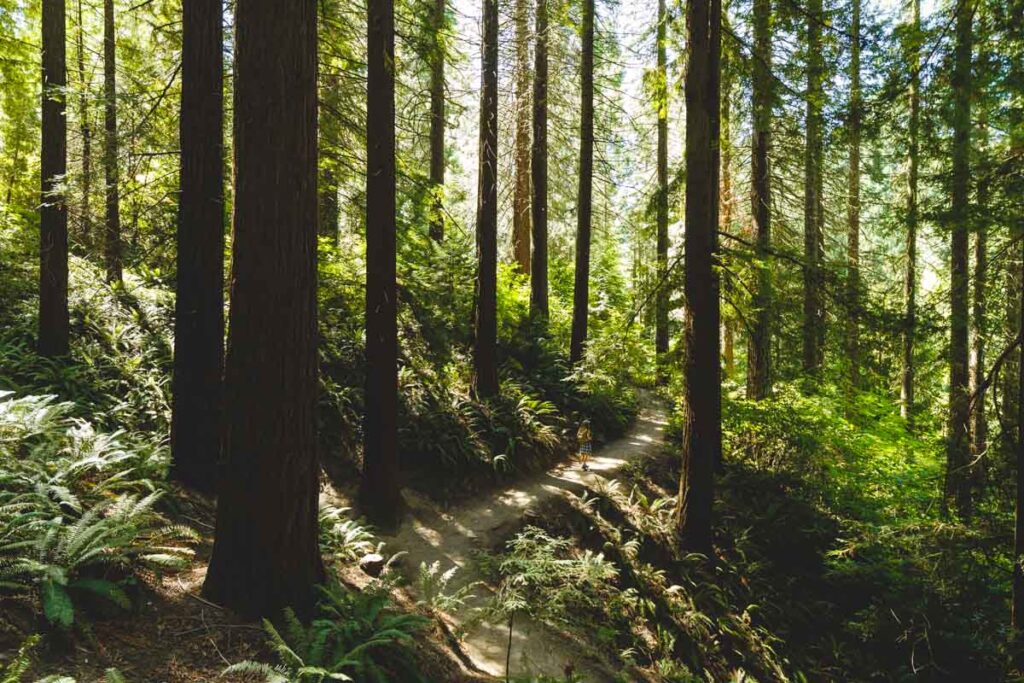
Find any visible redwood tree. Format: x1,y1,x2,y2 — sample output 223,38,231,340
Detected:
654,0,670,383
747,0,772,400
473,0,499,398
569,0,595,366
170,0,224,491
901,0,921,423
202,0,324,618
360,0,402,528
511,0,531,274
102,0,121,283
945,0,972,518
802,0,825,379
39,0,69,358
529,0,549,319
428,0,446,242
676,0,721,555
846,0,862,387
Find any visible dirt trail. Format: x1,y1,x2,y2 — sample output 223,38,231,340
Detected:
382,398,669,681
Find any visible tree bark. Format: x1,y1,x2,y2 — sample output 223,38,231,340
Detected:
76,0,92,252
102,0,121,283
473,0,499,398
40,0,69,358
901,0,920,423
170,0,224,492
654,0,670,384
969,122,989,474
746,0,771,400
511,0,531,274
801,0,824,380
202,0,324,619
1013,215,1024,642
529,0,549,319
676,0,721,555
428,0,446,242
846,0,861,388
361,0,402,528
569,0,595,366
945,0,972,518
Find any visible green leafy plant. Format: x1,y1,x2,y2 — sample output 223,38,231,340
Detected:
224,582,430,683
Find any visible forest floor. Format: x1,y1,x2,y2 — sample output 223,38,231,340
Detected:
344,393,670,681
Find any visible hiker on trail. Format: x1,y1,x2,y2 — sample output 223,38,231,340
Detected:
577,419,592,472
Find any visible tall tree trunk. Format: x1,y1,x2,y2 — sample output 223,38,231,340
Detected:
170,0,224,491
40,0,69,358
746,0,771,400
654,0,670,384
511,0,531,274
529,0,549,318
801,0,824,380
720,35,733,380
102,0,121,283
473,0,499,398
1013,216,1024,641
846,0,861,388
361,0,401,528
901,0,920,423
202,0,324,619
1003,246,1021,459
969,121,989,481
675,0,721,555
945,0,973,518
569,0,595,366
428,0,446,242
76,0,91,252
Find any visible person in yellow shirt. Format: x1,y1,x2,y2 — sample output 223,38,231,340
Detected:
577,419,592,471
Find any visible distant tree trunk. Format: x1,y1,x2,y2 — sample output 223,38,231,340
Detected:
76,0,92,252
720,36,733,381
511,0,531,274
361,0,402,528
901,0,920,423
1013,221,1024,640
969,121,989,482
39,0,69,358
846,0,861,388
1003,248,1021,459
654,0,670,384
801,0,824,380
473,0,499,398
746,0,771,400
529,0,549,318
102,0,121,283
202,0,324,619
428,0,446,242
170,0,224,492
675,0,721,555
569,0,595,366
319,167,339,243
945,0,972,519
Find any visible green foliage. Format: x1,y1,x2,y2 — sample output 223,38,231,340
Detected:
414,561,480,614
318,506,379,565
0,391,194,630
224,582,429,683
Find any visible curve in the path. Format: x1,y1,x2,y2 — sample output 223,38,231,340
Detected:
383,399,669,681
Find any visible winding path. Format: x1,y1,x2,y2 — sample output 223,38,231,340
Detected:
382,398,669,680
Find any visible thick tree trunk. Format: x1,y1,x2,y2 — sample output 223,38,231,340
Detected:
40,0,69,358
569,0,595,366
846,0,861,388
901,0,920,423
676,0,720,555
969,122,989,476
654,0,670,384
511,0,531,274
76,0,92,252
529,0,549,318
102,0,121,283
945,0,972,518
428,0,446,242
801,0,824,380
361,0,402,528
473,0,499,398
202,0,324,619
720,40,733,381
170,0,224,492
746,0,771,400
